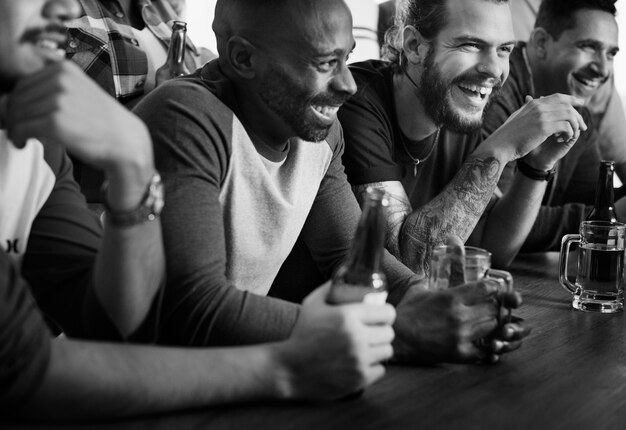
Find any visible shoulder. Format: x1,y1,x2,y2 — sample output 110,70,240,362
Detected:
324,120,344,153
340,60,394,128
348,59,393,98
134,62,237,136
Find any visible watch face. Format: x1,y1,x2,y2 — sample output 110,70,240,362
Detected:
150,175,165,215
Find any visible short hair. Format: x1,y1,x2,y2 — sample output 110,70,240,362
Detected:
535,0,617,40
383,0,509,70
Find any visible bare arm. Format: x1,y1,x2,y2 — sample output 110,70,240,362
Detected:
14,284,395,421
6,61,164,337
354,94,588,274
353,155,501,275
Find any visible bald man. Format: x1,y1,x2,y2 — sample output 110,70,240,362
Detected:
133,0,527,364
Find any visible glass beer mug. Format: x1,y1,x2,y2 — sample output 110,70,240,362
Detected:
429,245,514,324
559,221,626,313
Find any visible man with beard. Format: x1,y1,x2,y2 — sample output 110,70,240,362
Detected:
483,0,624,252
338,0,587,273
133,0,529,365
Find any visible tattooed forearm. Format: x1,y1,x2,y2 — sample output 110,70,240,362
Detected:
351,157,501,276
400,156,501,274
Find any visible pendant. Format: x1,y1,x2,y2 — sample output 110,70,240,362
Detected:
413,161,419,177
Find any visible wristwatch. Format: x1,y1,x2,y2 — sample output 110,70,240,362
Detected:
102,172,164,227
517,159,557,182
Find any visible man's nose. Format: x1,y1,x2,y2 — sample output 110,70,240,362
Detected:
44,0,81,22
476,50,505,80
331,61,357,97
590,52,610,78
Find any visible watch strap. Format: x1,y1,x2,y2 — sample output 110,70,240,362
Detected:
102,172,164,227
517,159,557,182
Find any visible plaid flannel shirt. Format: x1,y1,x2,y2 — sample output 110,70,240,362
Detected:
65,0,209,102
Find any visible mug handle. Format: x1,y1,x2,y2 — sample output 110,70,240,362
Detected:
559,234,580,294
485,269,513,324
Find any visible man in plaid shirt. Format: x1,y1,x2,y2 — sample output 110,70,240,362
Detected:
64,0,216,202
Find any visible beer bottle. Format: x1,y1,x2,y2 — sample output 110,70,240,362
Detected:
155,21,190,86
327,187,389,305
586,160,617,222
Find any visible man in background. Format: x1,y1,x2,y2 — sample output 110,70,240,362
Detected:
339,0,586,273
64,0,216,203
483,0,624,251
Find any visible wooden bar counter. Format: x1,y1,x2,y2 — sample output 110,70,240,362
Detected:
9,253,626,429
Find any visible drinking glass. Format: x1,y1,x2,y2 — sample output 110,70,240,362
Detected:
559,221,626,313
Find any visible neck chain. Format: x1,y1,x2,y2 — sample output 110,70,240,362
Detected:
399,127,440,177
397,67,441,176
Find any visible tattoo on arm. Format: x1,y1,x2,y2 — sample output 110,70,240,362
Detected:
353,157,501,276
401,156,501,275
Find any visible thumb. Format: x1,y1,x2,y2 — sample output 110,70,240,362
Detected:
303,281,332,307
444,236,466,287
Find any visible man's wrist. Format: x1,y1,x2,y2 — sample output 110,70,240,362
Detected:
516,159,556,181
102,172,164,227
267,342,297,400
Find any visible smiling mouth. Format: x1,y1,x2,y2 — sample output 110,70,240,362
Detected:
457,83,493,101
22,24,68,56
572,73,605,90
311,104,340,121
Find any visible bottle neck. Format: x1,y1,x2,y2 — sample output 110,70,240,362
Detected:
594,165,615,209
166,28,187,65
344,201,386,275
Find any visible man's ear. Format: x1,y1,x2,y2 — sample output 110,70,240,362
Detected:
225,36,258,79
529,27,552,59
402,25,431,65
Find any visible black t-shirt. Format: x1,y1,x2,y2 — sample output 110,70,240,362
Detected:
0,251,51,410
339,59,483,210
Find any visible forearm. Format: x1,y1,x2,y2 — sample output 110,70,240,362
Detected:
95,150,165,338
521,203,589,252
95,222,164,338
20,338,286,421
396,155,503,275
479,173,547,268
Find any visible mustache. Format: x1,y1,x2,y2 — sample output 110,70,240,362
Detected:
309,92,352,108
578,68,610,85
21,24,67,43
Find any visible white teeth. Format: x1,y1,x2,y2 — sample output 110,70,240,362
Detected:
458,83,492,97
313,105,339,118
37,39,59,50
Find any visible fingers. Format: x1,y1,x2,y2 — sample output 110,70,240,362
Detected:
454,280,501,305
362,303,397,325
364,364,386,386
367,344,394,365
491,339,523,354
499,321,531,341
447,245,466,288
540,93,585,108
303,281,332,306
364,324,395,347
6,116,56,150
498,290,523,309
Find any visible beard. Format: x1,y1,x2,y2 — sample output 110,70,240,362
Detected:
258,64,351,142
418,49,502,133
0,72,16,94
